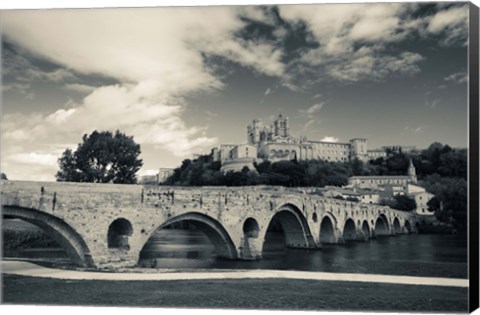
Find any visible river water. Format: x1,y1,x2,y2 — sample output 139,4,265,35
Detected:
4,220,467,279
137,230,467,278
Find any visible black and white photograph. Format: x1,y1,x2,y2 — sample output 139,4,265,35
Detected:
1,0,479,314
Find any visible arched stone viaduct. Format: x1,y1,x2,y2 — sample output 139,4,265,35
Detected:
1,181,417,269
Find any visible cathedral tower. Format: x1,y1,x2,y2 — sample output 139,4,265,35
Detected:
273,114,289,137
247,119,262,144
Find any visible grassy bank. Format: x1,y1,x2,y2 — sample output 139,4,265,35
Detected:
2,274,468,312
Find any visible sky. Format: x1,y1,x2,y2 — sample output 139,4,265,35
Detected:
1,2,470,181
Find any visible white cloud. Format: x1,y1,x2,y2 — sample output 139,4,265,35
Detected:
305,119,316,129
2,129,31,141
299,102,325,117
444,72,468,84
277,3,465,84
3,47,77,83
35,68,76,82
2,83,35,99
427,5,468,46
237,6,278,26
138,169,159,177
278,3,422,83
404,125,427,135
425,98,441,109
2,7,287,180
9,152,59,167
200,38,285,77
64,83,97,93
3,7,284,87
320,136,339,143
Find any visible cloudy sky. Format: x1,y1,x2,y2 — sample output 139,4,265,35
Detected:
1,2,470,181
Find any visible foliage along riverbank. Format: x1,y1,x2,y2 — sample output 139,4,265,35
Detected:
3,228,61,250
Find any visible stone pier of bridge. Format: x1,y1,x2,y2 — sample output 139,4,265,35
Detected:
1,181,417,269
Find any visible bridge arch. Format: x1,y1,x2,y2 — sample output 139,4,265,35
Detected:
243,217,260,238
361,220,370,239
319,213,337,244
108,218,133,250
393,217,402,234
2,206,93,267
404,220,412,233
263,203,314,250
343,218,357,242
139,212,238,263
374,214,390,236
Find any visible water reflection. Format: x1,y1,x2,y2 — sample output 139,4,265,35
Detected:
137,229,467,278
4,220,467,278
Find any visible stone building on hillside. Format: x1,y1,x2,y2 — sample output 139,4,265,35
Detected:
348,159,418,189
346,160,434,216
158,168,175,184
211,114,393,172
382,145,418,156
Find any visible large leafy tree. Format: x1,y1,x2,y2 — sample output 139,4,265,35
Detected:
56,130,143,184
423,174,467,230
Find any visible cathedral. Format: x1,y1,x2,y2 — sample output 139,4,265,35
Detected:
212,114,383,172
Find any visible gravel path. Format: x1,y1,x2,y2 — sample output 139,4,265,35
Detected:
1,260,468,287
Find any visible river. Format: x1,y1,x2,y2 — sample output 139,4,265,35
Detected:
3,220,467,279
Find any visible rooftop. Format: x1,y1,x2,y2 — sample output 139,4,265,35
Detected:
349,175,411,180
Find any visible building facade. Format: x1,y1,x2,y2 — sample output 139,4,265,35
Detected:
158,168,175,184
348,159,418,189
382,145,418,156
212,114,387,172
346,160,434,215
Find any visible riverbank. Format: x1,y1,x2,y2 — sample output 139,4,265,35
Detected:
2,273,468,312
1,260,468,287
2,260,469,312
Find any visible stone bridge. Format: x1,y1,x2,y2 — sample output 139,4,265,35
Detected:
1,181,417,269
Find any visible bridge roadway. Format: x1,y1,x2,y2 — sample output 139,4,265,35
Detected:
1,181,417,269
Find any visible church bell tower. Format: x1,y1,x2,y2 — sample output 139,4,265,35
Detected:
408,159,417,183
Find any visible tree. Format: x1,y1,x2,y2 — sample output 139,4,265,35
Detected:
380,195,416,211
385,153,409,175
1,173,7,180
423,174,467,231
351,158,365,176
56,130,143,184
392,195,417,211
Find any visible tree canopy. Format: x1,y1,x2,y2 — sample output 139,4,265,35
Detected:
164,157,354,187
381,194,417,211
423,174,467,231
56,130,143,184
